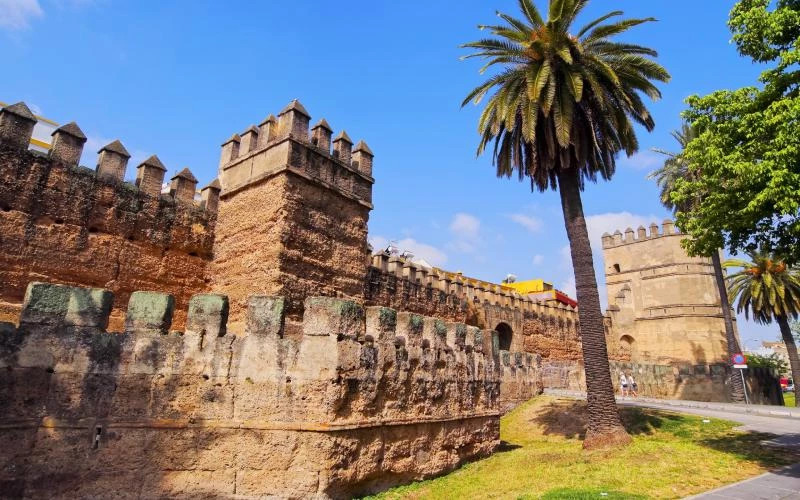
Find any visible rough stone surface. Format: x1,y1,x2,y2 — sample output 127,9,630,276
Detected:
0,144,215,330
601,222,738,364
0,283,539,498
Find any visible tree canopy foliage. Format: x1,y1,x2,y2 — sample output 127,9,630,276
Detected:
673,0,800,263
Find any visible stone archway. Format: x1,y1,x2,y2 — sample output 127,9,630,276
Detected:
496,322,513,351
619,334,637,360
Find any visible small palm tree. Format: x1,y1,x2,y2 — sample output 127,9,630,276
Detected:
649,125,746,403
462,0,669,448
725,251,800,404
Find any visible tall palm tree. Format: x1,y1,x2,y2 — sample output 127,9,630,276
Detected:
462,0,669,448
725,252,800,404
649,124,746,403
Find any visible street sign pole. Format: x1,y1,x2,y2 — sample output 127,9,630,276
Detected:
732,353,749,405
739,368,749,405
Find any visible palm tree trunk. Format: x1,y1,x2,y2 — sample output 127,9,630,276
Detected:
777,316,800,405
557,169,631,449
710,251,746,402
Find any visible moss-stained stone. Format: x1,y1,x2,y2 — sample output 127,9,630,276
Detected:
187,293,230,337
20,282,71,326
501,351,511,367
491,330,500,356
64,287,113,329
303,296,364,337
246,296,285,337
455,324,467,347
125,291,175,334
433,319,447,339
409,314,424,334
378,307,397,329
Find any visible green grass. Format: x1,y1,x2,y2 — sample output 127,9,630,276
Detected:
366,397,797,500
785,392,796,407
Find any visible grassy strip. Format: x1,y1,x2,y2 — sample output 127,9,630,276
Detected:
367,397,797,499
785,393,796,407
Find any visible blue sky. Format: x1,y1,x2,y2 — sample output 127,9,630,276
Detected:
0,0,779,348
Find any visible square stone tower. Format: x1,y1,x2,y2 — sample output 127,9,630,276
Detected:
601,220,737,365
211,100,374,331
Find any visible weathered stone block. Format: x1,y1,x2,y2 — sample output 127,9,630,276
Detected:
246,296,285,336
64,287,113,330
186,293,229,338
365,306,396,343
20,282,71,326
124,291,174,334
302,296,364,337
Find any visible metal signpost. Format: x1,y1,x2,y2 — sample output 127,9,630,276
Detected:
732,353,749,405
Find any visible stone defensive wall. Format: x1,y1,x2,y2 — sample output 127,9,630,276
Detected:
542,360,782,404
365,253,581,359
0,282,540,498
0,103,219,331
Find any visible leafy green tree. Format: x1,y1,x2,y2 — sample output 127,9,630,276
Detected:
746,352,789,374
649,125,745,402
673,0,800,263
461,0,668,448
725,251,800,402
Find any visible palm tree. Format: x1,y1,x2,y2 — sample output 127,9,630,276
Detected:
725,252,800,404
649,124,746,402
462,0,669,448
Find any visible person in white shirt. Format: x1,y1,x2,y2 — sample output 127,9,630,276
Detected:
627,373,638,397
619,372,628,397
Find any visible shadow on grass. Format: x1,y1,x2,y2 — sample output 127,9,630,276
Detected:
497,440,522,453
530,400,798,469
538,487,647,499
530,400,680,440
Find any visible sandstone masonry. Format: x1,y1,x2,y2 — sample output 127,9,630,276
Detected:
0,282,539,498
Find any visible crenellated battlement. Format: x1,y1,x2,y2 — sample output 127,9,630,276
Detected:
0,102,220,213
367,253,579,324
0,281,541,497
217,99,374,208
0,101,219,330
601,219,679,249
2,281,538,426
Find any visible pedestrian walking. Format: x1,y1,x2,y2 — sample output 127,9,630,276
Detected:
627,373,638,397
619,372,628,397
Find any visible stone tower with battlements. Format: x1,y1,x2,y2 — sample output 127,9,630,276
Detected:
211,100,374,331
601,220,736,365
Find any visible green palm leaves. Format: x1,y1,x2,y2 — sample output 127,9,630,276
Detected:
461,0,669,192
649,123,698,212
725,252,800,324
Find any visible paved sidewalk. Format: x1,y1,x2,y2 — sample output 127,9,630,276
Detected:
685,463,800,499
543,388,800,419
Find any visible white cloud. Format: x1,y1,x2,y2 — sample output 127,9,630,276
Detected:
0,0,43,30
369,236,448,268
618,150,663,171
532,254,544,266
447,212,483,255
449,213,480,240
508,213,543,233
